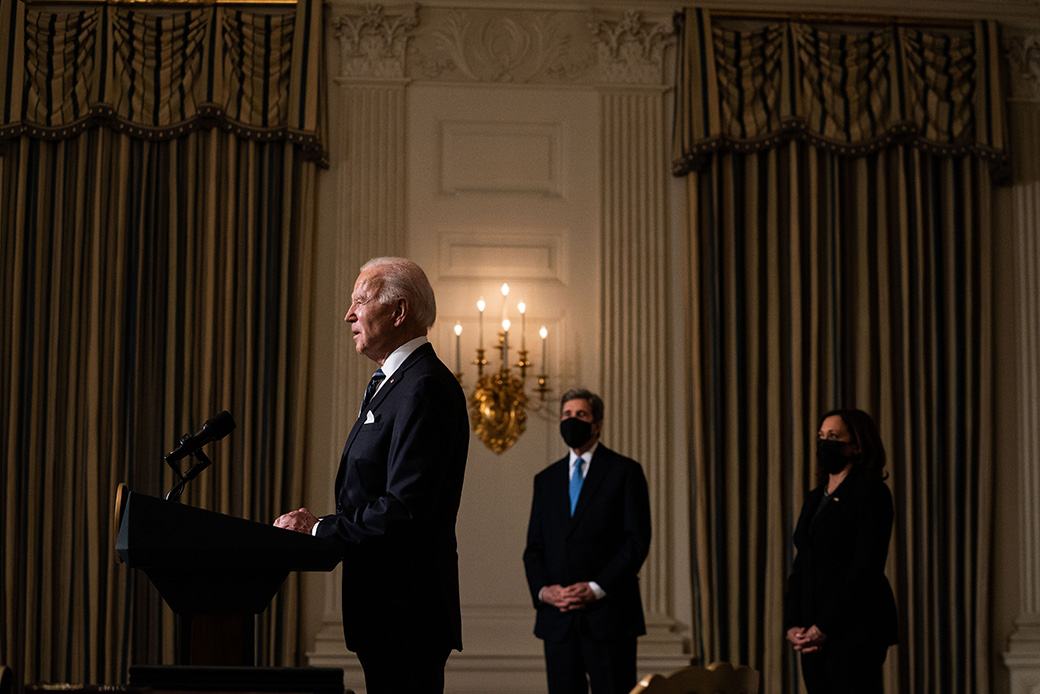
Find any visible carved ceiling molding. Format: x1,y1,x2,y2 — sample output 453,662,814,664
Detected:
325,5,676,86
592,10,675,86
330,3,419,81
1008,31,1040,102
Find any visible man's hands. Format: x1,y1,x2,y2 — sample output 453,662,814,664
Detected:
274,507,319,535
541,582,597,612
786,625,827,653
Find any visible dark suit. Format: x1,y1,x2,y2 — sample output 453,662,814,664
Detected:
784,467,898,694
523,444,651,694
315,342,468,689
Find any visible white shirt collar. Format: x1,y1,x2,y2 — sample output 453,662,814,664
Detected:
569,442,599,472
379,335,428,382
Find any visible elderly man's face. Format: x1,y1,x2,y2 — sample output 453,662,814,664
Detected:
346,267,399,363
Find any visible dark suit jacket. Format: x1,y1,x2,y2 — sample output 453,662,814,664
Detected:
783,467,898,649
523,444,651,642
315,342,469,653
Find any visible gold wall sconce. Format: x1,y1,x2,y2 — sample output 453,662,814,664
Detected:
453,283,550,454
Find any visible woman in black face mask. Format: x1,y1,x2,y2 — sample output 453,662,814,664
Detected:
783,409,899,694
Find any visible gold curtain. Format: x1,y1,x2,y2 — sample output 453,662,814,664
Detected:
675,9,1004,694
0,0,323,685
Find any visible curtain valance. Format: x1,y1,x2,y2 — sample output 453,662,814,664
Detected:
672,8,1009,181
0,0,326,164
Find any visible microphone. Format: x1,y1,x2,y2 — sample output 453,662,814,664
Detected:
164,410,236,464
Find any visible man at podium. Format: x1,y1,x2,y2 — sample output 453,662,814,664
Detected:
275,257,469,694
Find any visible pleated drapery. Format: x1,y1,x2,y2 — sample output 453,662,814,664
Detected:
673,9,1007,179
674,9,1005,694
0,0,323,685
0,0,325,162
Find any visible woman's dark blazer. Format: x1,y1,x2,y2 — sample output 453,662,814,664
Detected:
783,466,898,650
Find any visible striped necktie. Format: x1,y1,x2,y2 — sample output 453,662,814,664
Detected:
360,368,385,416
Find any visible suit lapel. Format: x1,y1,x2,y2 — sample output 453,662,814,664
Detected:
365,342,432,412
546,458,570,525
338,342,435,484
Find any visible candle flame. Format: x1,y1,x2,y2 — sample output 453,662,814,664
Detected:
477,298,486,312
539,325,548,339
518,301,526,314
454,322,462,336
502,319,511,331
501,283,510,297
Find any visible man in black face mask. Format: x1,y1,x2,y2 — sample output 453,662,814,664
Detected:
523,388,652,694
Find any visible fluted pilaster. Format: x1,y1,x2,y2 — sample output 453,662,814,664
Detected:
1003,30,1040,694
594,10,686,662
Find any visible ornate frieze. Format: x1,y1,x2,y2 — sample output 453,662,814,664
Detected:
330,3,419,80
592,10,675,86
410,9,596,84
325,6,677,87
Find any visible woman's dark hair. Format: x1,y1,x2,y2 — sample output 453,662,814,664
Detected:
819,408,888,480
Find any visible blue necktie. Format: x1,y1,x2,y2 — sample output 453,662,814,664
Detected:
569,458,585,515
360,368,385,416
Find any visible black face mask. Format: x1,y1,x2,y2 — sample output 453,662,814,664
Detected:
817,438,851,475
560,417,593,449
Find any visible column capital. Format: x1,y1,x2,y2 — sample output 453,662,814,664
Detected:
1008,32,1040,103
329,3,420,81
591,10,675,87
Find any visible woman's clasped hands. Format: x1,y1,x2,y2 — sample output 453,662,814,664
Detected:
786,625,828,653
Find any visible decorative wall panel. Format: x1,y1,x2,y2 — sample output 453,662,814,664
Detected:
439,233,565,281
440,121,562,195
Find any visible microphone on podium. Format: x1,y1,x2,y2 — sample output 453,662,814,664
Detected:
163,411,235,502
165,410,236,464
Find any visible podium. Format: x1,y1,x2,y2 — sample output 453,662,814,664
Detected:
116,490,341,667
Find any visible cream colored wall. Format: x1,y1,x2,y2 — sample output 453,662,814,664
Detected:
299,1,1040,693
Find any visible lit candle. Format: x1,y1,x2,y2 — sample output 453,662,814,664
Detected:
477,297,486,348
518,301,526,351
539,325,548,370
454,322,462,373
502,319,511,366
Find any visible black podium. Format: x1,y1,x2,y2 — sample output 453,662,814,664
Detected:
116,490,341,667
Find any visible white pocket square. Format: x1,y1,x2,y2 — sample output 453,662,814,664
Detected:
364,410,376,424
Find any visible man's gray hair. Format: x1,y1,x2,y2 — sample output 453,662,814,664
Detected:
361,257,437,328
559,388,604,422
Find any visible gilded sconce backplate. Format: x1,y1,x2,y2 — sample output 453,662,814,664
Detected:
469,370,528,454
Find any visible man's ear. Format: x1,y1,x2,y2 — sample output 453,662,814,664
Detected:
392,298,408,327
